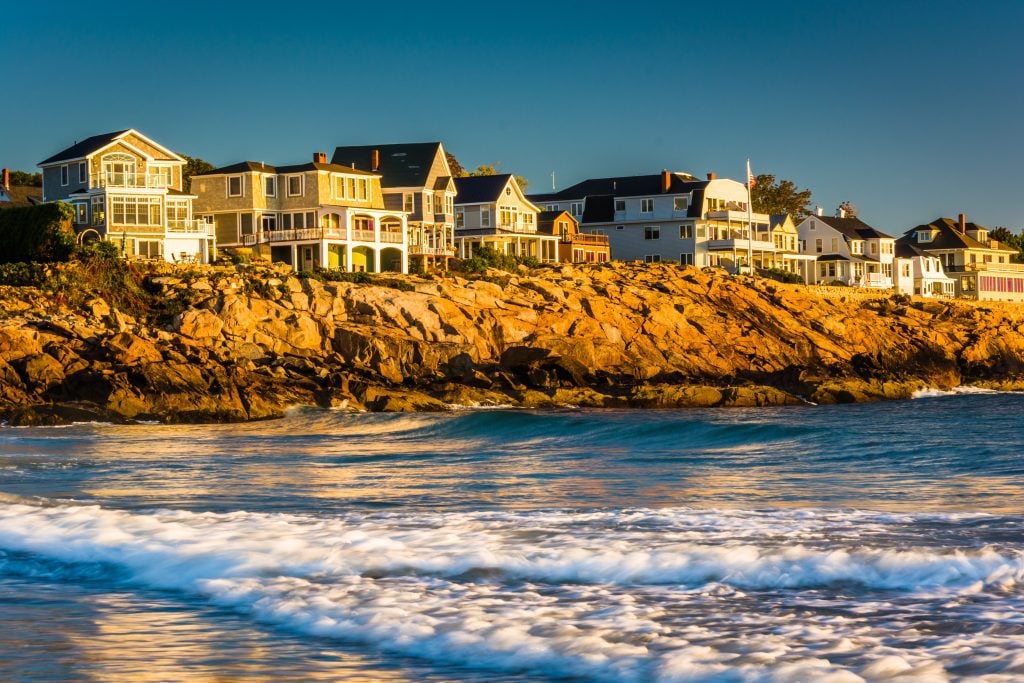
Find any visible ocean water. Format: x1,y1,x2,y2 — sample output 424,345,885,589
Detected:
1,392,1024,681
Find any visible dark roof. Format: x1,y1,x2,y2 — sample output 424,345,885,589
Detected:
433,176,453,191
197,161,376,177
582,195,615,222
770,214,793,229
39,130,130,165
812,215,894,240
898,217,1016,253
817,254,853,262
896,241,931,259
167,188,196,196
453,174,513,204
528,172,703,202
331,142,443,188
0,185,43,206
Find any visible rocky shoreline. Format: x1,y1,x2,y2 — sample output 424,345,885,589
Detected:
1,261,1023,426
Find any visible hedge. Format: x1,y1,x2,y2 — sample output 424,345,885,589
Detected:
0,202,77,263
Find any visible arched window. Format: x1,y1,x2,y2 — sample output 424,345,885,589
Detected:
102,153,136,186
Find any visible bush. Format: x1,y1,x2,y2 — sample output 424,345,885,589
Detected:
0,202,76,263
0,262,48,287
453,245,539,273
759,267,804,284
75,239,120,261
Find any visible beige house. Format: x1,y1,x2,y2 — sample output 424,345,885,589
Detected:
191,153,408,273
38,129,213,262
897,215,1022,300
454,174,560,262
761,213,815,277
331,143,456,272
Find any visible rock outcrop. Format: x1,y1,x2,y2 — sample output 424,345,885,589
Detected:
1,261,1023,425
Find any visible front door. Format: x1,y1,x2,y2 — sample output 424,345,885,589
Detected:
299,246,318,272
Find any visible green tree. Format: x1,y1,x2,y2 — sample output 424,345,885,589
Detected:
445,151,466,177
467,163,529,190
8,170,42,187
182,155,214,192
990,227,1024,263
751,174,813,219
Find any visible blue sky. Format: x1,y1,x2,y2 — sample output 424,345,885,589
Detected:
3,0,1022,230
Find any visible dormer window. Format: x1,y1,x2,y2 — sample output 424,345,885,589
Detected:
673,196,688,211
614,199,626,212
640,198,654,213
228,175,243,197
265,176,277,197
287,175,303,197
916,230,934,243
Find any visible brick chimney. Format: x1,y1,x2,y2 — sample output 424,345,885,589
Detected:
371,149,380,172
2,168,8,191
706,172,716,181
958,213,966,233
313,152,326,164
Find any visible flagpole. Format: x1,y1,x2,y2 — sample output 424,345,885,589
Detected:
746,159,754,276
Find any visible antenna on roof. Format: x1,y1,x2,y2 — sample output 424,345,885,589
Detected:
551,171,556,191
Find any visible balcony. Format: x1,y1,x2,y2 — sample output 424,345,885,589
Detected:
862,273,893,288
351,229,376,242
410,244,456,256
379,231,404,244
496,222,537,234
948,262,1024,274
166,219,214,236
567,233,609,246
91,172,174,189
706,209,770,223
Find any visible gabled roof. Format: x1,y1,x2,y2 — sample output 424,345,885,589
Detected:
898,217,1016,252
330,142,445,188
453,174,514,204
770,214,796,230
39,130,130,165
896,241,931,259
812,215,894,241
196,161,377,177
0,185,42,206
528,172,701,203
39,129,184,165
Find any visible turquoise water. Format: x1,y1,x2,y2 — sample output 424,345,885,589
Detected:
1,391,1023,681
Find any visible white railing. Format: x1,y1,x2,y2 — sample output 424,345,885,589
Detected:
351,229,376,242
379,231,404,243
166,219,213,235
91,172,173,189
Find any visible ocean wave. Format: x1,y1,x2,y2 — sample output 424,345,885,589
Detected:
911,386,1013,399
1,502,1024,680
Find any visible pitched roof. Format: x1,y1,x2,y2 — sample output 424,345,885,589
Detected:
0,185,43,206
536,210,577,236
898,217,1016,252
813,215,894,240
331,142,444,188
38,130,131,165
196,161,377,177
453,174,513,204
528,172,702,202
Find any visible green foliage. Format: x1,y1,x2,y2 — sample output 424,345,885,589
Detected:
75,239,120,261
0,262,48,287
182,155,215,192
751,174,814,219
989,227,1024,263
0,202,76,263
446,151,466,177
466,163,529,190
759,267,804,284
8,170,42,187
454,245,543,274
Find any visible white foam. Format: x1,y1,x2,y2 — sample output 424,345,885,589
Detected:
1,503,1022,681
911,386,1010,399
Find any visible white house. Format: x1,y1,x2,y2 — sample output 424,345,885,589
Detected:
894,242,955,297
453,174,560,262
795,212,896,287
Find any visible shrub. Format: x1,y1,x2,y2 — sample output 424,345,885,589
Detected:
0,202,76,263
75,239,120,261
453,245,538,273
759,267,804,284
0,262,48,287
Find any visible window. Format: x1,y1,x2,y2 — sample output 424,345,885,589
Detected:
446,195,454,214
293,212,305,229
102,154,136,186
614,199,626,212
901,263,911,277
110,196,162,225
74,203,88,224
166,200,188,228
870,242,878,254
673,196,688,211
696,225,706,239
228,176,243,197
137,240,163,259
679,224,693,239
61,165,69,186
616,225,624,230
546,204,559,211
481,207,490,228
570,202,583,216
265,176,277,197
358,179,368,200
240,213,254,235
505,187,512,195
644,254,661,263
640,198,654,213
455,209,465,229
262,214,277,231
287,175,303,197
815,238,823,253
91,196,105,224
644,226,660,240
150,166,172,187
403,193,414,213
78,162,87,183
523,213,534,226
831,237,839,252
680,252,694,266
425,193,433,214
282,213,292,229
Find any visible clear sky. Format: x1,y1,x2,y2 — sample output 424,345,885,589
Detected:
3,0,1022,231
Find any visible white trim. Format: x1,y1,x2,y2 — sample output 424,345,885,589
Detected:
78,161,87,183
286,174,304,197
87,138,157,162
60,164,69,186
113,129,187,163
227,175,244,198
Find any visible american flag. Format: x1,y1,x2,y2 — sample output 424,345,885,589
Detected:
747,160,756,189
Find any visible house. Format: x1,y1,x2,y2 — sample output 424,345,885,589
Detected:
896,215,1022,300
536,210,610,263
191,153,408,273
766,214,816,278
331,142,456,271
37,129,213,263
0,168,42,207
794,211,896,287
453,175,560,262
894,242,955,297
528,171,773,271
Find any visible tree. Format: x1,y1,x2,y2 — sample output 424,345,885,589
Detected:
990,227,1024,263
182,155,214,192
445,151,466,178
8,170,42,187
467,163,529,190
837,200,859,218
750,174,813,219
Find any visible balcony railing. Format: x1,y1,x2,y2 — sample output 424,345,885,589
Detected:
567,233,609,245
351,229,376,242
410,245,456,256
166,219,213,235
496,222,537,233
91,172,173,189
379,231,404,244
949,262,1024,273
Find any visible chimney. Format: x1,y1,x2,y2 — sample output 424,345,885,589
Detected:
371,149,380,172
958,213,966,233
313,151,326,164
815,206,824,216
706,172,716,181
2,168,8,191
837,207,846,218
661,170,672,193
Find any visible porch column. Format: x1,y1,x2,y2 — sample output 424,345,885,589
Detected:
291,244,297,268
401,248,409,274
345,243,353,272
320,241,328,269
